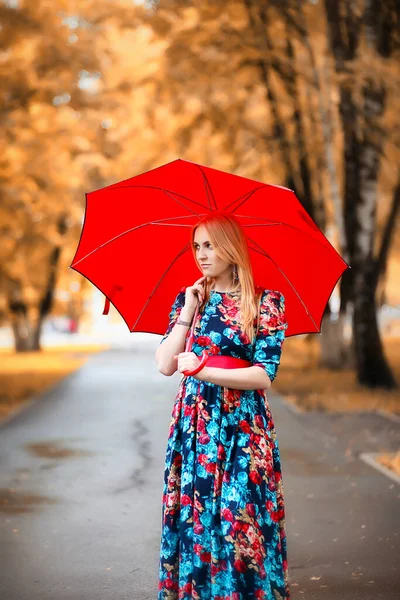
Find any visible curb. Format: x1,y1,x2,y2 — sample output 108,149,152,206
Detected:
278,398,400,423
279,396,304,415
376,409,400,424
0,393,44,428
359,452,400,485
0,370,83,429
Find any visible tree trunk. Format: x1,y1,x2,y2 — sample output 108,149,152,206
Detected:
8,214,68,353
353,262,396,388
352,76,396,388
9,297,42,352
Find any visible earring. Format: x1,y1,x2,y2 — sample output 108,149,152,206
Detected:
232,264,239,281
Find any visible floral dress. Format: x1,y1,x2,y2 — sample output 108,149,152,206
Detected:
158,287,290,600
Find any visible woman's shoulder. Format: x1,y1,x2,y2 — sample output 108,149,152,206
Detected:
256,287,285,304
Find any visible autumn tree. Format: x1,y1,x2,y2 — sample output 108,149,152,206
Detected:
0,0,139,351
324,0,400,388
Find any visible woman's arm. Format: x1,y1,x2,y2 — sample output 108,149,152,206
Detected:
156,305,194,376
193,365,271,391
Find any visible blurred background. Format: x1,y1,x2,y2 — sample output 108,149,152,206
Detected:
0,1,399,448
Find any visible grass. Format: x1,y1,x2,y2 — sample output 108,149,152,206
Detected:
274,334,400,415
0,344,109,422
376,449,400,475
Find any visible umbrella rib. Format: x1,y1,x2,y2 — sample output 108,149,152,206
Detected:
131,242,191,332
247,236,320,330
225,186,266,212
193,164,217,210
100,184,209,212
238,218,338,253
74,217,199,266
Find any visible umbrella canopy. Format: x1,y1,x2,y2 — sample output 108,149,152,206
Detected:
70,158,350,338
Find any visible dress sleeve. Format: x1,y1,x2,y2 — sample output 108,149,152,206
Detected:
252,289,288,383
159,288,186,345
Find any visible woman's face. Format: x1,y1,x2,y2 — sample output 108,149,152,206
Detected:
193,225,231,280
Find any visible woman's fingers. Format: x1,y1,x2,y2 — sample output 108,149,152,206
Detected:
194,275,206,284
193,285,204,302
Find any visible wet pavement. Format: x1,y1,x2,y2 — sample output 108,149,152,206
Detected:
0,341,399,599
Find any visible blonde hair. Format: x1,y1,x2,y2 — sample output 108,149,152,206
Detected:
190,211,263,344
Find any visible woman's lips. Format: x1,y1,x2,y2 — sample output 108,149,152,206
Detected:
201,265,211,268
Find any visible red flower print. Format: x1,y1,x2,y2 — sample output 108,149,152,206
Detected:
254,415,264,428
211,564,220,578
181,494,192,506
194,543,203,555
217,444,226,460
267,314,279,328
275,470,281,482
209,343,220,355
246,503,256,517
184,582,192,594
194,523,204,534
249,471,262,485
201,551,212,563
270,511,279,522
165,578,178,591
241,522,250,533
265,500,274,512
232,520,243,531
205,462,216,474
265,463,274,478
222,508,234,522
233,559,247,573
239,420,251,434
197,419,206,433
199,433,211,444
196,335,211,347
223,471,230,483
198,453,209,465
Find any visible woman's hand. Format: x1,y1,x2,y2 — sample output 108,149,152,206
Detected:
184,276,206,314
173,351,202,374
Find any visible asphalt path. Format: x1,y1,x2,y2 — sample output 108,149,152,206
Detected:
0,342,399,600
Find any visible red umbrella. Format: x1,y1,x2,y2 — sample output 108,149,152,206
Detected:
70,158,349,351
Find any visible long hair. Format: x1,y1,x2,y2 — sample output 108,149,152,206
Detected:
190,211,263,344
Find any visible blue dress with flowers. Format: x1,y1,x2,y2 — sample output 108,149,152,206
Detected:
157,288,290,600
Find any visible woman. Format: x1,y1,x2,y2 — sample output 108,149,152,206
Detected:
155,211,290,600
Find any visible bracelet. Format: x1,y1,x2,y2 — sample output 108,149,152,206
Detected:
176,317,191,327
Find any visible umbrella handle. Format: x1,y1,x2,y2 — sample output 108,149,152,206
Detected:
183,349,209,377
184,299,200,353
182,298,208,376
